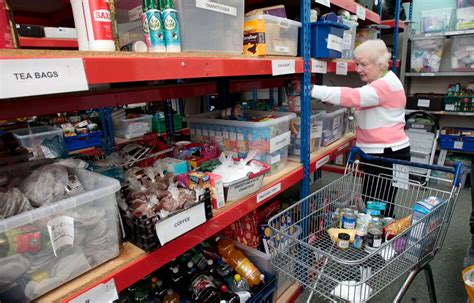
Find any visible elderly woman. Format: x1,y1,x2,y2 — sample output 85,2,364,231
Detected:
312,39,410,217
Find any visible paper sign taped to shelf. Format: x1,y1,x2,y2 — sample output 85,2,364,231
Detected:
272,60,296,76
155,203,207,245
70,279,118,303
446,104,455,111
336,61,348,75
128,6,142,22
454,141,464,149
196,0,237,16
316,155,330,169
271,154,281,164
257,183,281,203
275,45,290,53
417,99,430,108
327,34,343,52
47,216,74,257
356,5,366,20
315,0,331,8
393,164,409,190
312,59,327,74
270,131,291,153
0,58,88,99
227,175,264,201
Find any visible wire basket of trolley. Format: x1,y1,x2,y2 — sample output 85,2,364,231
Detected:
268,147,464,302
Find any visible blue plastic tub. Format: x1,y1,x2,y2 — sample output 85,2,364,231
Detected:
248,272,276,303
311,21,348,58
439,127,474,152
64,131,102,151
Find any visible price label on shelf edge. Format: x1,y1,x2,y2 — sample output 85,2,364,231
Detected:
257,183,282,203
315,0,330,8
69,279,118,303
272,59,296,76
336,61,348,75
356,5,366,20
311,59,328,74
0,58,88,99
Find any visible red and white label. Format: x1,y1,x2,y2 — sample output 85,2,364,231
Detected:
88,0,113,40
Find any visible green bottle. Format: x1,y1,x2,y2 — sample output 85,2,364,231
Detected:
161,0,181,52
146,0,166,52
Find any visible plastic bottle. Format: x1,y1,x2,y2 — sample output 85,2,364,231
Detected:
229,274,250,293
219,285,240,303
215,258,232,279
80,0,116,51
160,0,181,52
141,0,151,49
70,0,90,50
163,289,180,303
170,266,184,290
145,0,166,52
189,272,221,303
216,237,262,287
151,277,167,301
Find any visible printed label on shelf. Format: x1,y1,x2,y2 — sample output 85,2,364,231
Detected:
454,141,464,149
270,131,291,153
337,142,350,152
316,155,330,169
336,61,348,75
417,99,430,108
420,73,435,76
315,0,331,8
47,216,74,257
128,6,143,22
393,164,409,190
275,45,290,53
272,60,296,76
446,104,455,111
335,154,344,165
0,58,88,99
70,279,118,303
327,34,343,52
271,154,281,164
356,5,366,20
155,203,207,245
196,0,237,16
257,183,281,204
227,176,264,201
311,59,328,74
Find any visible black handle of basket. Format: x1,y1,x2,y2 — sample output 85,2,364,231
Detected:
347,147,464,187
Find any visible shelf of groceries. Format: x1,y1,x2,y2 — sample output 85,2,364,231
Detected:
32,133,355,303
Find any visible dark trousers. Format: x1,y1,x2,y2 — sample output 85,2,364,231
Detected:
362,146,411,218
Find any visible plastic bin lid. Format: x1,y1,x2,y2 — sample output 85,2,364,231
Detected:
245,14,302,27
311,20,349,30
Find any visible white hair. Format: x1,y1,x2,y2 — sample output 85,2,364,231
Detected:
354,39,391,71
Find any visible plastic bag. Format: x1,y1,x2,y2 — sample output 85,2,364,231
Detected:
20,164,69,206
0,188,33,219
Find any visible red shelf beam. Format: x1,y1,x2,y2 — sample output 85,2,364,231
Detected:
381,19,406,32
19,37,78,49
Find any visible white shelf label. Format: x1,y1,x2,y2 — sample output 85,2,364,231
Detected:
271,154,281,164
270,131,291,153
311,59,328,74
70,279,118,303
417,99,430,108
420,73,435,76
257,183,281,204
316,155,330,169
275,45,290,53
446,104,455,111
337,142,350,152
327,34,343,52
356,5,366,20
0,58,88,99
393,164,409,190
47,216,74,257
315,0,331,8
128,6,143,22
272,60,296,76
336,61,348,75
454,141,464,149
196,0,237,16
155,203,207,245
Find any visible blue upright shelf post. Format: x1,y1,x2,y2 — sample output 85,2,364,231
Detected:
391,0,402,72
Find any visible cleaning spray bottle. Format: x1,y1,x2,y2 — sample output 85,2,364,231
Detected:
145,0,166,52
160,0,181,52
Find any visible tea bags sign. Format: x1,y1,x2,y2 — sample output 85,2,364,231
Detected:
47,215,74,256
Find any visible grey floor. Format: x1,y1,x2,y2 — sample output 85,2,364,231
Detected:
281,171,472,303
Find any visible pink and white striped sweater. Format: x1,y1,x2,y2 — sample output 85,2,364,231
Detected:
311,71,409,154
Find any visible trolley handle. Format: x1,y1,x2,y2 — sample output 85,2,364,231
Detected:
347,147,464,187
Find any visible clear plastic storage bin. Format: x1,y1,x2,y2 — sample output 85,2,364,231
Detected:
341,19,358,59
411,37,445,73
451,35,474,71
355,27,379,48
113,114,152,139
0,164,121,300
321,107,347,146
115,0,146,48
12,126,64,149
243,14,301,56
456,6,474,30
420,8,453,33
289,111,324,156
174,0,244,53
187,110,296,174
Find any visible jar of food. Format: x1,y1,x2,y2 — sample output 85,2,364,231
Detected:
366,228,383,249
342,209,357,229
353,227,366,249
337,233,350,250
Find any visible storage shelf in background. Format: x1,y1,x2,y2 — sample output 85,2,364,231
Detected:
33,135,355,303
330,0,381,24
411,29,474,39
405,109,474,116
19,37,78,49
405,72,474,77
381,19,406,31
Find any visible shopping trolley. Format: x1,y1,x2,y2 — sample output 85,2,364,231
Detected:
268,147,463,302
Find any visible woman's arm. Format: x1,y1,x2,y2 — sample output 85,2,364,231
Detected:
311,84,382,108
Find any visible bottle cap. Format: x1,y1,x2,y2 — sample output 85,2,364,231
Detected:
172,267,179,274
207,259,213,266
167,289,174,295
234,274,241,282
187,261,193,268
151,276,157,283
220,285,229,293
163,0,174,9
157,279,163,287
